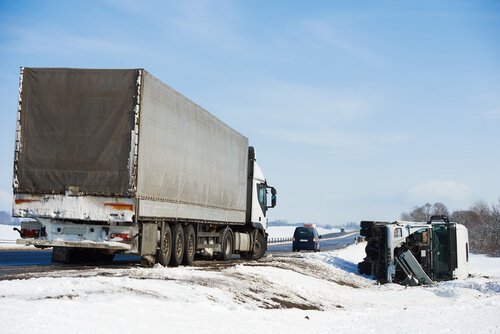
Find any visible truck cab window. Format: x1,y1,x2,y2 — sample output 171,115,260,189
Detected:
466,242,469,262
257,183,267,210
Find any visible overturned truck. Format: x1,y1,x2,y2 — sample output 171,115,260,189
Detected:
358,216,469,285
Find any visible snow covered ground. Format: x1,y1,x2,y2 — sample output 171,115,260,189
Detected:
0,232,499,333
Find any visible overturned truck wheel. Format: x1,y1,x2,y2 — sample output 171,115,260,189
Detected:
358,260,372,275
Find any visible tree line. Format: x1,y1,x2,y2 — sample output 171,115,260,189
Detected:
401,200,500,257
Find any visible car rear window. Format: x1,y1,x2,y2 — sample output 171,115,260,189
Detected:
294,228,313,237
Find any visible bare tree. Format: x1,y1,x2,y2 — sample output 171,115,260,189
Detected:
401,202,449,222
451,200,499,256
451,210,481,252
492,200,500,255
432,202,449,216
402,200,499,256
400,211,412,221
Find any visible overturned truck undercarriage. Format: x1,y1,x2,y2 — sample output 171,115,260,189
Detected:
358,216,469,285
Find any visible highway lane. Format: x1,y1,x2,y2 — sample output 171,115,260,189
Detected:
0,249,142,278
267,231,359,253
0,249,52,266
0,250,140,267
0,232,359,277
0,251,142,279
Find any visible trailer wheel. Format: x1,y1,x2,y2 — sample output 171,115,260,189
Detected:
182,224,196,266
159,223,172,266
170,224,184,267
217,228,233,261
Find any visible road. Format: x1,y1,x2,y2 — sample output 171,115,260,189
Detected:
0,232,358,278
0,249,142,266
0,250,142,279
267,231,359,253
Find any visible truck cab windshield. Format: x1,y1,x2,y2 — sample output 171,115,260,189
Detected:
432,224,452,280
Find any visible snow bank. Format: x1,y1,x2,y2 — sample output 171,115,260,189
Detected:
469,253,500,277
0,242,498,334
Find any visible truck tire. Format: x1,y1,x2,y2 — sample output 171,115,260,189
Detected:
360,221,375,229
241,232,266,260
217,228,233,261
182,224,196,266
360,227,372,238
358,261,372,275
159,223,172,266
252,232,266,260
360,221,374,238
170,224,184,267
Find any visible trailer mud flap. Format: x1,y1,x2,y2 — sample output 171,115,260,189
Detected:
140,222,157,256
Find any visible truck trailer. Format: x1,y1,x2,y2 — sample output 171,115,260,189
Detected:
13,67,276,266
358,216,469,285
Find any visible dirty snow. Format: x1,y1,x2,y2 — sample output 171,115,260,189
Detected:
0,232,499,334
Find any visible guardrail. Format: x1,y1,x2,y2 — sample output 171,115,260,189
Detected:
268,237,293,245
267,231,354,245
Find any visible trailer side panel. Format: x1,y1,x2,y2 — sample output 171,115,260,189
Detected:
136,72,248,223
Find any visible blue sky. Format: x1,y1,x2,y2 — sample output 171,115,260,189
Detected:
0,0,499,224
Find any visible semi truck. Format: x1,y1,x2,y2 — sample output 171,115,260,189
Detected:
358,216,469,285
12,67,277,266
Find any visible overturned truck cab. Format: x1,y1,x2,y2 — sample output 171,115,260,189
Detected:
358,215,469,285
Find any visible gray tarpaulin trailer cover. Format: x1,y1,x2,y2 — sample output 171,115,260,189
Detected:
17,68,137,195
15,68,249,223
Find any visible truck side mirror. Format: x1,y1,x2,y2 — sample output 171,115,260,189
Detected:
269,187,277,208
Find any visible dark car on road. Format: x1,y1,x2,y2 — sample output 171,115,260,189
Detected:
292,225,320,252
